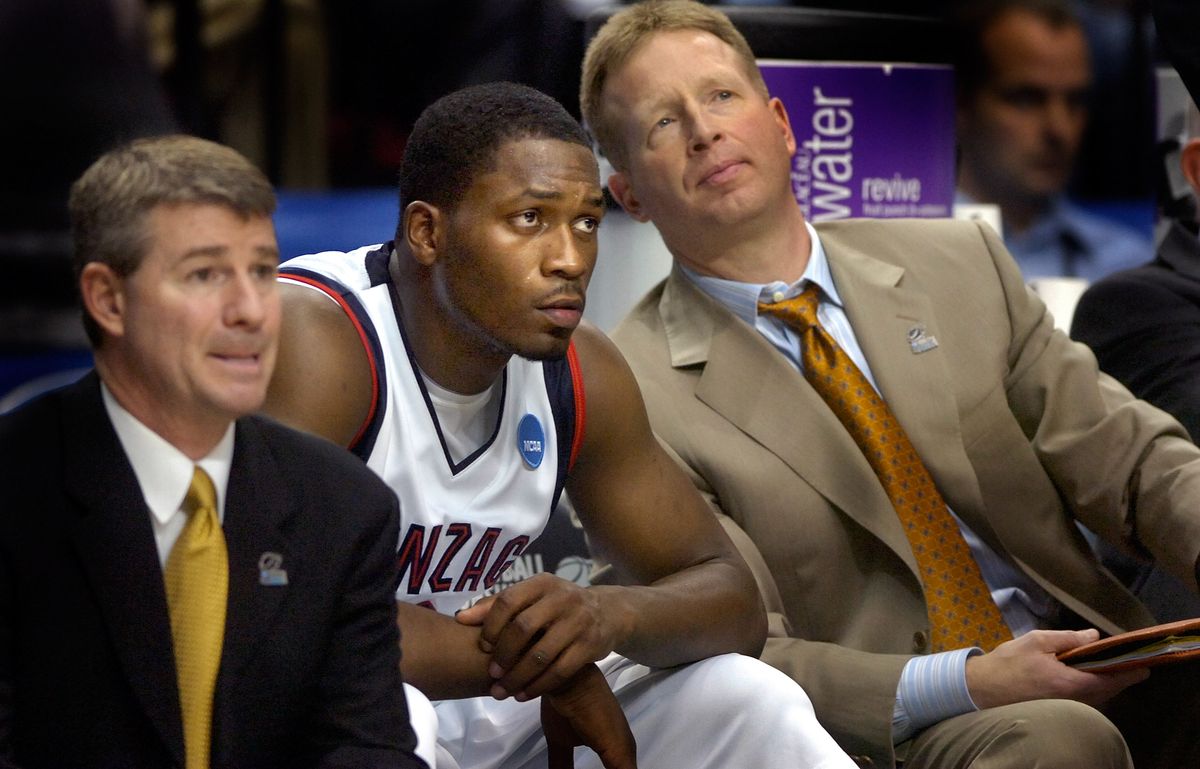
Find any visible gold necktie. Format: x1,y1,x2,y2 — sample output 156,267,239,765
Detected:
164,466,228,769
759,284,1011,652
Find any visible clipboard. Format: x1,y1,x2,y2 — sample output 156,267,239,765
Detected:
1056,617,1200,673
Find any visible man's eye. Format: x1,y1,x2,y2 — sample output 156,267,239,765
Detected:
574,217,599,234
656,117,674,129
515,211,540,227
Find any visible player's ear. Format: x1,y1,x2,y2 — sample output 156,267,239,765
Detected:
403,201,442,266
607,172,650,223
79,262,127,339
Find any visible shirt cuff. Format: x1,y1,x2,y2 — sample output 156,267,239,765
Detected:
892,647,981,744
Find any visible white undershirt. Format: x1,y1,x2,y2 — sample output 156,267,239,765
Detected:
101,383,234,566
420,371,501,464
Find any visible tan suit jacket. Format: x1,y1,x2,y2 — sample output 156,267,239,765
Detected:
611,218,1200,766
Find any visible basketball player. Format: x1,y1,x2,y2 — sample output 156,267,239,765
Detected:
262,82,856,769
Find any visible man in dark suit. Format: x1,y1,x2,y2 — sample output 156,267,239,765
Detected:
1072,138,1200,442
582,2,1200,767
1073,0,1200,442
1069,0,1200,626
0,135,425,769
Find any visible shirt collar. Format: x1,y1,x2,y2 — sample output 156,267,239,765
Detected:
101,383,235,524
680,221,844,322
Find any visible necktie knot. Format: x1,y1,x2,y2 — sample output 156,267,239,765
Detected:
184,466,218,519
758,282,821,332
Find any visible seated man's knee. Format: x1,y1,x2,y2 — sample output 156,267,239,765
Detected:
1003,700,1128,769
909,699,1129,769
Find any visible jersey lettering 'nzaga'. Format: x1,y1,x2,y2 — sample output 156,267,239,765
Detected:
279,244,585,615
397,524,529,595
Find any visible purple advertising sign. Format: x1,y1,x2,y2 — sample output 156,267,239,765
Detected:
758,60,956,222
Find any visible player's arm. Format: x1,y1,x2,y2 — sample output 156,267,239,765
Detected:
262,281,374,446
566,322,767,662
457,323,765,701
396,601,495,700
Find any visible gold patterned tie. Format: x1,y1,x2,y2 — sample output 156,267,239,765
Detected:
759,284,1011,652
164,466,229,769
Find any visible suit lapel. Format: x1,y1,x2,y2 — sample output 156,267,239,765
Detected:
218,418,295,683
820,230,998,549
61,374,185,764
659,268,918,576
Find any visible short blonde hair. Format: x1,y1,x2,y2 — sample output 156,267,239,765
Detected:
580,0,766,170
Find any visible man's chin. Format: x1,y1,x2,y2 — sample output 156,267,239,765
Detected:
518,346,570,363
516,335,572,363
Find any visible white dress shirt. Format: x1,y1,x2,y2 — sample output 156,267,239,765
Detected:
101,383,234,567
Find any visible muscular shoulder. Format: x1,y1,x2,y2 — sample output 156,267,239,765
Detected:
263,279,375,446
564,322,651,452
571,320,639,384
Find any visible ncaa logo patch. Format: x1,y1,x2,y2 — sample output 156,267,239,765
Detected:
517,414,545,469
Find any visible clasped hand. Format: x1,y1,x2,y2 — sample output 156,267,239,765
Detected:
455,572,624,701
457,574,637,769
542,663,638,769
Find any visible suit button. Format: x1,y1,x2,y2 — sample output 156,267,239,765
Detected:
912,631,928,653
849,755,874,768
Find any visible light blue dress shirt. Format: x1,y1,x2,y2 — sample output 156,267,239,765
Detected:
958,192,1151,282
681,222,1060,743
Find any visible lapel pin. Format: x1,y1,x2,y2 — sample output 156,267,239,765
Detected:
907,325,939,354
258,551,288,586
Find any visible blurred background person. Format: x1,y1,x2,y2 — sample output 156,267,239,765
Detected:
953,0,1151,282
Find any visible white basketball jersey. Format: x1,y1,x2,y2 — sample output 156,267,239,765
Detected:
280,245,584,615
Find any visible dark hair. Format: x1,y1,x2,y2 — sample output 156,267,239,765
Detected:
396,82,590,233
952,0,1082,106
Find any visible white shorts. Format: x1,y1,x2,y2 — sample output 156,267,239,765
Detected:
406,652,854,769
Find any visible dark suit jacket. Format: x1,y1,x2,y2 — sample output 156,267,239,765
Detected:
0,372,423,769
612,218,1200,766
1073,221,1200,440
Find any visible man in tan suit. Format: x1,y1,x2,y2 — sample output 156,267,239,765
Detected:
581,2,1200,767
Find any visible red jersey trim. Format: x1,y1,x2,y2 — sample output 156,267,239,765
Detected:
566,340,586,472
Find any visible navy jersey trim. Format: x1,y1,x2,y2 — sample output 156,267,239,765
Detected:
544,343,582,511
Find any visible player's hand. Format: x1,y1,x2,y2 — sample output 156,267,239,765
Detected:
455,573,627,701
541,662,638,769
965,629,1149,709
